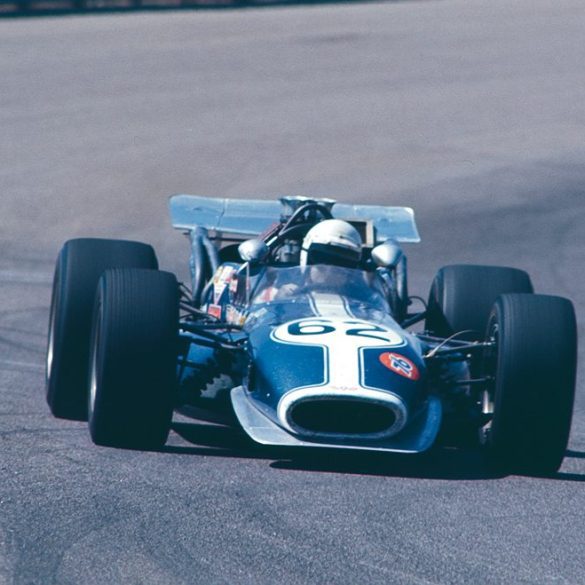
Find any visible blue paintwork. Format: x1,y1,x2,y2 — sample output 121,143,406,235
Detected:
243,295,427,425
198,264,434,441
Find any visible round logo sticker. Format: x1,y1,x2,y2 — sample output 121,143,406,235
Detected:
379,352,420,381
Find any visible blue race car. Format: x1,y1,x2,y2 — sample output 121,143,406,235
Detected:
46,195,578,474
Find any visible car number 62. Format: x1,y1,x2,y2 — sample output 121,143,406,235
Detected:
283,318,404,346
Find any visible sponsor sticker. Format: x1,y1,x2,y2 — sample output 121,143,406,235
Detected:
379,352,420,381
213,284,226,304
213,266,237,304
227,305,246,325
207,304,222,319
212,267,223,285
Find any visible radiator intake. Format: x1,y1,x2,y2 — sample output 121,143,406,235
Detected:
290,399,396,436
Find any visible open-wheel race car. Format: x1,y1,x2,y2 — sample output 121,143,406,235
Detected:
46,195,578,475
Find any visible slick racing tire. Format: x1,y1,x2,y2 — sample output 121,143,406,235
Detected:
88,268,179,449
426,264,533,341
482,294,577,475
46,239,158,420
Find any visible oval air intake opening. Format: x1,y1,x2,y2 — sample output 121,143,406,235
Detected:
290,399,396,435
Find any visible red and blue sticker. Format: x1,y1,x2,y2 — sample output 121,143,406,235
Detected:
207,304,222,319
379,352,420,381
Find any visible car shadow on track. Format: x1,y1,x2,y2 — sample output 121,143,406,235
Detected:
167,420,471,478
553,450,585,481
270,447,502,480
165,419,585,482
168,419,501,479
165,421,268,459
273,450,585,482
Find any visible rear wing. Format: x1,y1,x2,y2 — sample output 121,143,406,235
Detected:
169,194,420,245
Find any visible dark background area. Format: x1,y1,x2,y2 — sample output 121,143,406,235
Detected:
1,0,385,18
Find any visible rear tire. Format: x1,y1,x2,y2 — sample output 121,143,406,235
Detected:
426,264,533,340
46,239,158,420
482,294,577,475
88,269,179,449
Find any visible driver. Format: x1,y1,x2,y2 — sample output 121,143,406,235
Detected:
254,219,365,302
300,219,363,268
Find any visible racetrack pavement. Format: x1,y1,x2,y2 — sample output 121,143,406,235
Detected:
1,0,585,583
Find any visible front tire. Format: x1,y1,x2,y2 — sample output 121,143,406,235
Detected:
46,238,158,420
482,294,577,475
88,268,179,449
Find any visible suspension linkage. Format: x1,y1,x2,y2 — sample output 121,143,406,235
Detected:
178,330,245,352
449,377,494,386
425,341,494,358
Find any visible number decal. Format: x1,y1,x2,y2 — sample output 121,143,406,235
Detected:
282,319,403,345
346,323,394,342
272,317,405,392
288,320,336,336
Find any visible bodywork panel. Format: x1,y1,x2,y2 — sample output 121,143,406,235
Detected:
231,386,442,454
212,265,438,453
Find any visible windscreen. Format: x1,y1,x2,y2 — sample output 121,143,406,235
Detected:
252,265,389,311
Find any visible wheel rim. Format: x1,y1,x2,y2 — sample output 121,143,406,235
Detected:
46,270,59,384
478,320,498,445
88,306,101,421
46,300,56,382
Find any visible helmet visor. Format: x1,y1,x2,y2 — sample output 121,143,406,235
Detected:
306,243,361,268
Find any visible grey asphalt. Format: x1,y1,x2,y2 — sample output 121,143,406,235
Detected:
1,1,585,583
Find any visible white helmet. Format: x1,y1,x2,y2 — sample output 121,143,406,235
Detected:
300,219,363,268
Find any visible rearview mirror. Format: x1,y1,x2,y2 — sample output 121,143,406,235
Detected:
371,240,403,269
238,239,269,264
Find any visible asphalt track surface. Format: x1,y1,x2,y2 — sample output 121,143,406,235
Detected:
1,1,585,583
